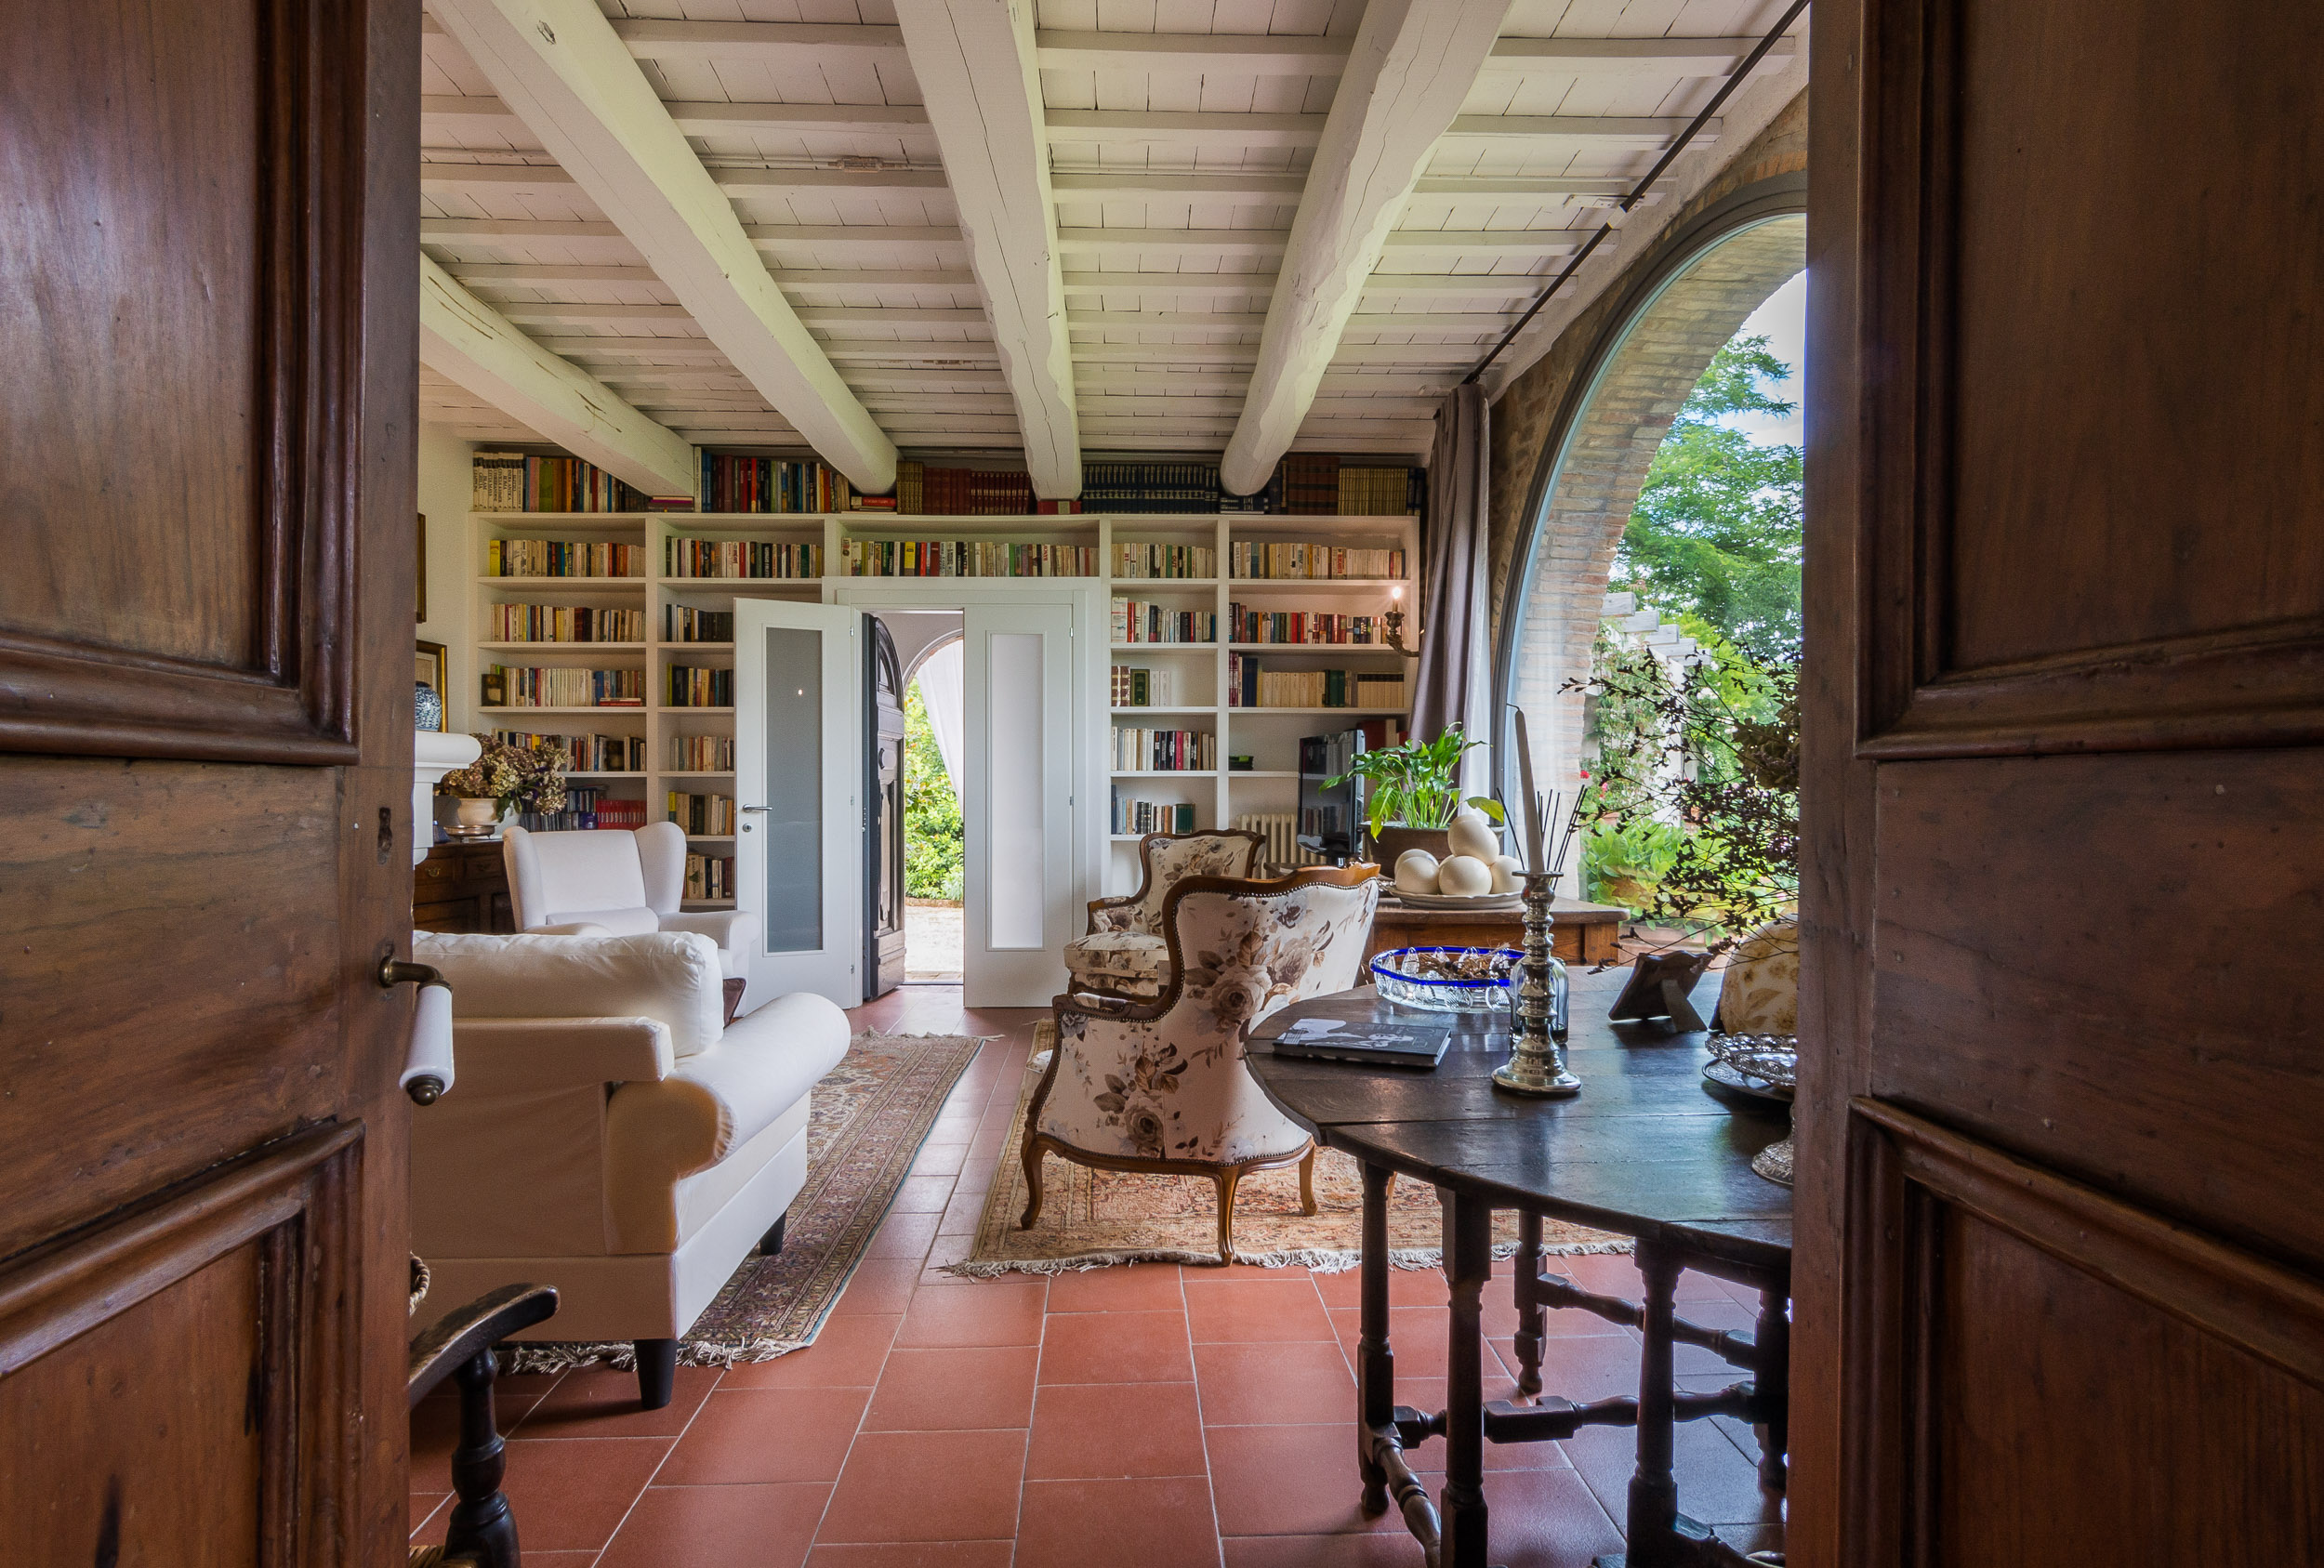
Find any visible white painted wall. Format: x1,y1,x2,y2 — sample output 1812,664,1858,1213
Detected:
417,425,477,732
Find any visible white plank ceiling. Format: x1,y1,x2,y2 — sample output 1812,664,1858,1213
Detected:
417,0,1802,487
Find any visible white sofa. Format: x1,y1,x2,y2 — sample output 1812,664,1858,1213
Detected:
410,930,848,1407
502,821,760,985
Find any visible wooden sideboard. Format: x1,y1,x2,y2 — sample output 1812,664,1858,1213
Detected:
1364,895,1626,968
415,841,515,934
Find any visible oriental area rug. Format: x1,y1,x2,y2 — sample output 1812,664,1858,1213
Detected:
502,1030,985,1374
950,1023,1626,1275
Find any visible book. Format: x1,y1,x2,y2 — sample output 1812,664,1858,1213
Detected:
471,452,647,513
1269,1017,1450,1070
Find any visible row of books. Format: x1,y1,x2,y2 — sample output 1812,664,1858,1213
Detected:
508,784,614,832
1227,542,1406,581
666,606,734,643
492,729,646,772
666,537,824,580
1227,605,1383,645
486,539,646,579
1112,728,1217,771
698,455,883,514
1112,796,1201,837
482,665,645,708
1228,658,1408,709
472,453,648,513
670,733,735,771
686,853,736,902
896,461,1047,517
1112,543,1217,580
1270,455,1423,518
1110,666,1185,708
834,540,1097,577
667,665,733,708
489,604,645,644
591,798,654,831
1113,600,1218,644
667,792,735,836
1084,460,1229,514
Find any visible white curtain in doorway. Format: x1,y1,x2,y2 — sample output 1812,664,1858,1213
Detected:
915,638,965,789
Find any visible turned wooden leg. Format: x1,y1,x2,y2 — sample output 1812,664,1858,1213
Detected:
1625,1242,1684,1565
1755,1279,1791,1493
1017,1140,1047,1230
1356,1160,1394,1514
1298,1144,1319,1215
1440,1189,1495,1568
1514,1209,1546,1396
440,1347,519,1568
634,1338,679,1411
1213,1165,1246,1264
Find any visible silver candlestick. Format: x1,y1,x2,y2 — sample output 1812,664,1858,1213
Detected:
1494,871,1580,1098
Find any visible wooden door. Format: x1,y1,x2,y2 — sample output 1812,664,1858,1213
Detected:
0,1,418,1563
1796,2,2324,1563
866,617,907,998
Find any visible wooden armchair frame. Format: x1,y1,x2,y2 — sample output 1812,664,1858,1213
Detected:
1084,827,1271,934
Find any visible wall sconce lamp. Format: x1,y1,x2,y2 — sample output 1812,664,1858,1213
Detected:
1384,584,1420,658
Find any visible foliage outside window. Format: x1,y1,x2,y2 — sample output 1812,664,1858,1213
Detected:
903,679,964,901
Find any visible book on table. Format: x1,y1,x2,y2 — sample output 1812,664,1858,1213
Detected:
1267,1017,1450,1069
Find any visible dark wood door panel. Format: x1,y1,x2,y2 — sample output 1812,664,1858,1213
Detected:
0,756,363,1259
1866,748,2324,1266
0,1125,363,1568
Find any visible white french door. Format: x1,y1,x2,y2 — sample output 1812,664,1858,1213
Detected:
963,601,1078,1007
733,600,862,1008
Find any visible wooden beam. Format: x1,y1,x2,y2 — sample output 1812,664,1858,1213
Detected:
424,161,952,197
418,254,698,496
422,93,934,139
1049,169,1637,202
426,12,905,64
1220,0,1510,494
1484,34,1796,73
1443,114,1715,145
418,217,966,248
1028,31,1793,77
891,0,1080,497
1045,108,1707,150
430,0,896,492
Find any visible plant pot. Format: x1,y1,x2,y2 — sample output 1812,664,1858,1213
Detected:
1370,824,1451,869
449,797,503,838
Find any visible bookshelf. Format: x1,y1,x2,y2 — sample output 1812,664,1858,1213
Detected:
463,504,1419,903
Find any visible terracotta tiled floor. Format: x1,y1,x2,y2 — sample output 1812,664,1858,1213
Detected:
412,986,1786,1567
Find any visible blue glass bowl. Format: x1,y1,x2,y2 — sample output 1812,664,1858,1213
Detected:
1369,946,1521,1013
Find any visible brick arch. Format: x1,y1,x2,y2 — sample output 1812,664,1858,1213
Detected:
1499,213,1806,850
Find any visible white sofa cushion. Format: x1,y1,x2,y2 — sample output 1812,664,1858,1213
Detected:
416,930,724,1058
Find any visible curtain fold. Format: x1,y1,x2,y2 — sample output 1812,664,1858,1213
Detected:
914,638,966,790
1410,383,1493,796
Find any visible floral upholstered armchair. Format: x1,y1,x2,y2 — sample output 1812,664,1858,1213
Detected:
1025,864,1382,1262
1062,828,1268,1002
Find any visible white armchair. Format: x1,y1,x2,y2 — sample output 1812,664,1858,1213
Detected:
502,821,759,988
410,930,848,1408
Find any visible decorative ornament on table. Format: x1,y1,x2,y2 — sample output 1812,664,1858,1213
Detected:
1702,916,1802,1187
414,681,443,734
435,732,571,838
1492,706,1581,1098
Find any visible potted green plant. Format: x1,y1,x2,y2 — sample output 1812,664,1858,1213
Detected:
1328,723,1505,866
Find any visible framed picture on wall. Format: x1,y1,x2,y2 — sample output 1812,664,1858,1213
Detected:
415,640,448,732
416,513,429,623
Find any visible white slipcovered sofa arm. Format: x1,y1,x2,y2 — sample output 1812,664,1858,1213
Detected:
661,909,759,955
416,930,726,1057
447,1017,674,1093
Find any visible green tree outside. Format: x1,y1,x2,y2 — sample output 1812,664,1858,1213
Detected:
903,679,964,900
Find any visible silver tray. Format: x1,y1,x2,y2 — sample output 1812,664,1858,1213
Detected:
1391,889,1523,911
1701,1059,1795,1103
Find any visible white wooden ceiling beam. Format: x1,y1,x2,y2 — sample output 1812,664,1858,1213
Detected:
422,94,933,138
1045,109,1708,150
891,0,1080,497
1030,30,1792,77
429,162,954,198
426,12,905,64
495,302,990,327
430,0,896,492
1486,35,1795,74
418,254,697,497
1049,170,1638,202
419,217,966,247
1443,114,1714,145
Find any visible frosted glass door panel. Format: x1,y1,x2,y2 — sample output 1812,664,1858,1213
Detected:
985,631,1046,950
760,626,822,954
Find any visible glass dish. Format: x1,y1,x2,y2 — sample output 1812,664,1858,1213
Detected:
1369,946,1521,1014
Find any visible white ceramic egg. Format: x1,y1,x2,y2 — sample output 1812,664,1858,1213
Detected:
1393,849,1441,895
1436,853,1494,898
1489,854,1525,894
1446,809,1500,863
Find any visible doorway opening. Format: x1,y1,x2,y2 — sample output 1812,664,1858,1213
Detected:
891,619,965,982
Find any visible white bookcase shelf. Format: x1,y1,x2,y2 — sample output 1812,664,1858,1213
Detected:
465,505,1418,897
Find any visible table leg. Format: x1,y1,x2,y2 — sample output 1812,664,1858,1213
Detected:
1513,1209,1545,1396
1441,1189,1495,1568
1754,1279,1790,1493
1356,1160,1394,1514
1624,1241,1684,1567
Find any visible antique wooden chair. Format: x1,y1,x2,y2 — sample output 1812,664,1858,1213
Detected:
1026,864,1381,1262
407,1276,559,1568
1062,828,1269,1001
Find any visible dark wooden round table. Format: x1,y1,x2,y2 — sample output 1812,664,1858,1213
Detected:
1244,966,1793,1568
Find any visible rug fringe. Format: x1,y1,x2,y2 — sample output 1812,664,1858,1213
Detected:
857,1028,1002,1043
500,1335,814,1376
940,1236,1631,1279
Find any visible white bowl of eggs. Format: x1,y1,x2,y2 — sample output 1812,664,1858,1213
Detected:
1390,808,1526,908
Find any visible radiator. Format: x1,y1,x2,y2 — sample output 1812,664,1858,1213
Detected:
1234,811,1327,873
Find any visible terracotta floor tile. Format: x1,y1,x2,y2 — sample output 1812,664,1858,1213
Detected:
892,1280,1047,1349
817,1430,1028,1543
865,1210,944,1259
1563,1417,1783,1533
1194,1341,1353,1427
408,1493,446,1538
1495,1333,1643,1404
830,1258,924,1318
723,1314,900,1390
890,1174,957,1213
1040,1309,1194,1385
1453,1466,1627,1568
468,1436,673,1553
515,1365,719,1440
516,1555,603,1566
1017,1476,1222,1568
1025,1381,1208,1480
1204,1424,1408,1538
598,1482,829,1568
659,1387,872,1485
1048,1262,1186,1313
865,1347,1039,1432
911,1142,969,1176
1561,1252,1728,1303
1311,1266,1447,1311
1184,1278,1336,1343
1328,1307,1456,1377
1222,1535,1427,1567
806,1546,1016,1568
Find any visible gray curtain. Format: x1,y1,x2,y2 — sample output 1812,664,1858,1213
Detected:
1409,383,1491,791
